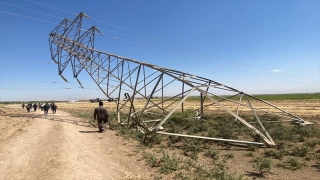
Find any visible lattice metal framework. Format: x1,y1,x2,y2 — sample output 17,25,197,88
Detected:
49,13,312,146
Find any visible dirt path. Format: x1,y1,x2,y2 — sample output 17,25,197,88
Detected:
0,105,155,180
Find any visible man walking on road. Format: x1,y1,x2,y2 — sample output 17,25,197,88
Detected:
43,103,49,115
93,101,109,133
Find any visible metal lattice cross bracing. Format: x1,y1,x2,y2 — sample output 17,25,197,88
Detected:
49,12,313,146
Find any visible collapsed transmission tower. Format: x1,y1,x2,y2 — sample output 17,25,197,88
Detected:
49,12,312,146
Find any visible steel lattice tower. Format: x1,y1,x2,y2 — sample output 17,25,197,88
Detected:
49,13,312,146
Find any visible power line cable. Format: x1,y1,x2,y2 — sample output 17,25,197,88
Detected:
1,1,150,43
0,10,57,25
24,0,313,81
26,0,155,38
0,9,311,84
26,0,77,16
0,1,64,20
9,1,313,81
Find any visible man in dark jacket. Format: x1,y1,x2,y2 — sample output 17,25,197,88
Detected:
43,103,50,115
93,101,109,133
26,104,31,112
51,103,57,114
33,103,38,111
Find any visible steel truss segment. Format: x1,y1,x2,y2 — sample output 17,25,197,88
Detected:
154,88,196,131
244,95,275,145
49,12,312,147
195,88,274,146
156,131,265,146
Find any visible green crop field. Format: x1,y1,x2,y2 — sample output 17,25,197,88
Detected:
183,93,320,102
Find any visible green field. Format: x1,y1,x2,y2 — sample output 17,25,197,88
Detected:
184,93,320,101
249,93,320,100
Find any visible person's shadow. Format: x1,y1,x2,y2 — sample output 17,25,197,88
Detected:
79,130,100,133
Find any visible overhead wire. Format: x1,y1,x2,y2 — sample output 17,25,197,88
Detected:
0,14,309,85
0,1,145,42
0,10,58,25
24,0,313,81
0,1,64,20
0,11,310,85
26,0,77,16
9,1,310,76
26,0,155,38
0,3,313,84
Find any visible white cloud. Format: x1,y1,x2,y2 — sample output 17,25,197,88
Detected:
271,69,282,73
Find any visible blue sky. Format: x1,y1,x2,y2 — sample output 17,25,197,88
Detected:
0,0,319,101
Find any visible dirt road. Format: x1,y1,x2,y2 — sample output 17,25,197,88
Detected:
0,105,155,180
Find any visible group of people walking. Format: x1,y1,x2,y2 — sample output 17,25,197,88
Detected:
22,101,109,133
22,102,57,115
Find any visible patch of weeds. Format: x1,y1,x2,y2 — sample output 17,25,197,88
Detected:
167,110,194,127
224,153,234,160
174,172,191,180
212,159,243,180
118,127,142,140
304,154,314,161
264,149,284,159
253,157,273,177
271,124,295,142
189,152,198,160
180,159,194,171
143,133,163,147
182,138,204,159
205,149,220,161
215,116,237,139
208,128,217,137
168,135,182,144
245,152,254,157
277,157,305,170
305,140,320,149
248,145,259,152
188,120,208,134
275,141,286,151
142,152,159,167
159,152,180,174
290,146,309,157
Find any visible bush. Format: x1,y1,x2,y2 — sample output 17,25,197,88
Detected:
290,146,310,157
253,157,273,176
264,149,284,159
205,149,220,161
159,152,180,174
277,158,305,170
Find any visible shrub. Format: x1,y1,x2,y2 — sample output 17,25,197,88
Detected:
264,149,285,159
159,152,180,174
277,158,305,170
143,133,163,146
253,157,273,176
224,153,235,160
305,140,320,148
290,146,310,157
245,152,254,157
205,149,220,161
142,152,159,167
